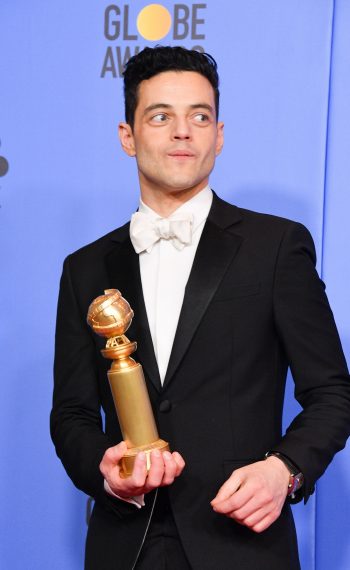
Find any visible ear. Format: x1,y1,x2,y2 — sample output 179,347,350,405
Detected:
118,122,136,157
215,122,224,156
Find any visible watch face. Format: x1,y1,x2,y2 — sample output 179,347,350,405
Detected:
288,473,304,495
296,473,304,489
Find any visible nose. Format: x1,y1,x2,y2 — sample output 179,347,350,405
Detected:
171,117,191,140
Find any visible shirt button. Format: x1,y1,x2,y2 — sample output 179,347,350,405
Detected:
159,400,172,413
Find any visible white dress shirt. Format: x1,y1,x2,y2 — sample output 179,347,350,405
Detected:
139,185,213,383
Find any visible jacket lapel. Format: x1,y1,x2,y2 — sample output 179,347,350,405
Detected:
105,226,162,391
163,195,243,388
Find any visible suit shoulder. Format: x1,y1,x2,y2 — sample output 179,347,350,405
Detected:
231,205,316,267
64,222,130,266
233,204,313,242
237,205,305,231
214,194,306,232
213,195,315,251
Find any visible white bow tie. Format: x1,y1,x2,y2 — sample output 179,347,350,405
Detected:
130,211,194,253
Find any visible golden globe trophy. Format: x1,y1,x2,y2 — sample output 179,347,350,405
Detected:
87,289,169,477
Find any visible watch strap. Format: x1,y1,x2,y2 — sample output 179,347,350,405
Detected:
265,451,304,496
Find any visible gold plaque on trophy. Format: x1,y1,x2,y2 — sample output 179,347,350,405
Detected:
87,289,169,477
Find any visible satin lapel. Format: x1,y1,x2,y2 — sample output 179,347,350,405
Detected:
163,198,243,388
105,234,162,392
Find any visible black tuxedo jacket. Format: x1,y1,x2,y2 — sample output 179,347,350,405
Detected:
51,194,350,570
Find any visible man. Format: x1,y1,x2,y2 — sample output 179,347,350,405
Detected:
51,46,350,569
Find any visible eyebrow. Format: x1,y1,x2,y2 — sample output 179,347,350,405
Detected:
143,103,214,115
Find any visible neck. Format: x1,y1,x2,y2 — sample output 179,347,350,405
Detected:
140,184,208,217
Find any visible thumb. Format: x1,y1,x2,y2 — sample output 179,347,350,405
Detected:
211,472,242,505
101,441,128,469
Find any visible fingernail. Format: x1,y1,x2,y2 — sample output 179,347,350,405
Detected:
152,450,161,458
138,451,146,461
163,451,172,460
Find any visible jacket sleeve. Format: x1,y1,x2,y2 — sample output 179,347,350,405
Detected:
50,255,136,517
271,222,350,502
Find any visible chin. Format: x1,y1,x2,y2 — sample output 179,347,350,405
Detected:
164,177,203,192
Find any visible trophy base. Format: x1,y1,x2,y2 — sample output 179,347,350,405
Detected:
120,439,170,477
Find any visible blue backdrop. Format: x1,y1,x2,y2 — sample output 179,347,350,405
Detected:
0,1,349,568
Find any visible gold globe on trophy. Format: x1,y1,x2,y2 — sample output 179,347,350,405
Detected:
87,289,169,476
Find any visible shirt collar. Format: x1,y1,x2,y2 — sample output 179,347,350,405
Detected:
138,186,213,233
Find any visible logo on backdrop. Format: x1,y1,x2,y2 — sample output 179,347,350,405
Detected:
101,3,207,78
0,139,9,178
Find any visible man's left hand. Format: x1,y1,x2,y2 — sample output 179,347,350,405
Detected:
211,456,290,533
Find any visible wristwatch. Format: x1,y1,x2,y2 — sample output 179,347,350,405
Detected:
265,451,304,497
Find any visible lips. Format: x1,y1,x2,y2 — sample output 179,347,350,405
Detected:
167,150,195,158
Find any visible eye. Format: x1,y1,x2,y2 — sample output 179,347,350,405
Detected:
151,113,168,123
193,113,210,123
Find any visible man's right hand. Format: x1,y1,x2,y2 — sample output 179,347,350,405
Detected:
100,441,185,498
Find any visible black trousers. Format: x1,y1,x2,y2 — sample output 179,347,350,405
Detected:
135,488,192,570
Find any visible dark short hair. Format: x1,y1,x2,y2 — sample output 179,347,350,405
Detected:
123,46,220,128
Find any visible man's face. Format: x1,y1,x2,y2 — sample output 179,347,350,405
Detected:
119,71,224,201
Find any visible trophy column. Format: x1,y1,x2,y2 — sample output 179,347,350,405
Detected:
87,289,169,476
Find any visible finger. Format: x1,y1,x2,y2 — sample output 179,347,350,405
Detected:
229,496,266,521
250,511,280,533
211,482,261,515
144,450,166,489
160,451,179,486
241,506,272,528
172,452,186,476
228,500,271,526
129,451,148,487
100,441,128,476
211,473,242,506
107,451,148,497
